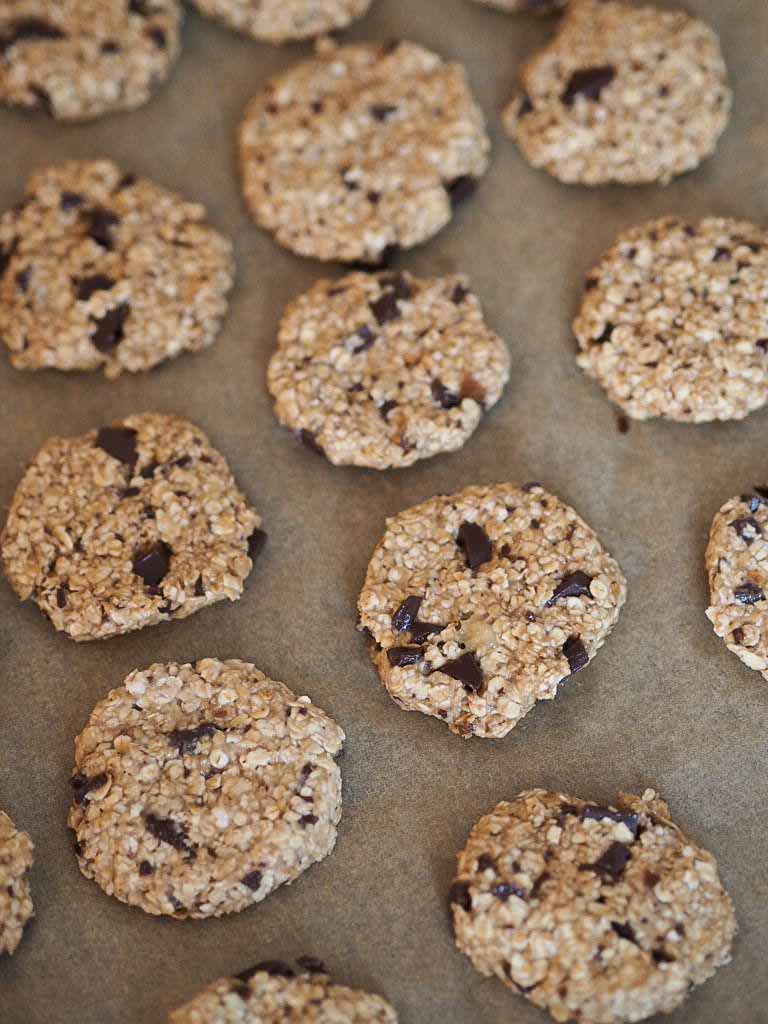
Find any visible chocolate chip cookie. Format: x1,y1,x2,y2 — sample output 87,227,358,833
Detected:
574,217,768,422
503,0,731,185
0,812,34,956
0,413,263,641
357,483,626,738
268,271,510,469
451,789,736,1023
190,0,372,43
69,660,345,919
0,160,234,377
0,0,182,120
239,39,490,263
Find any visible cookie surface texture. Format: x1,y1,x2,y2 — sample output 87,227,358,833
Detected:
0,811,34,956
190,0,372,42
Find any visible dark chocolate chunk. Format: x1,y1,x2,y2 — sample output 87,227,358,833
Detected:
247,528,267,561
144,813,195,856
712,247,731,262
241,870,262,891
76,274,115,300
129,0,151,13
410,621,443,644
16,266,30,292
132,541,171,589
562,635,589,675
644,870,660,888
168,723,218,756
101,40,120,53
652,948,675,964
582,841,630,882
298,429,324,456
477,854,496,872
518,92,534,117
85,207,119,249
381,272,413,301
612,921,638,943
56,586,68,608
296,955,327,974
70,772,108,805
561,66,616,106
0,239,17,277
148,26,166,48
530,871,550,898
451,283,469,304
732,627,744,645
457,521,493,570
1,19,65,52
734,582,765,605
546,570,593,606
378,399,397,421
139,860,154,876
583,805,639,837
91,302,130,352
449,881,472,911
116,173,137,191
437,652,484,694
595,322,615,344
370,290,401,325
493,882,526,902
392,595,422,632
730,516,762,545
300,814,318,827
387,646,424,667
95,425,138,467
194,576,205,597
352,325,376,353
60,191,83,211
431,378,461,409
370,104,397,121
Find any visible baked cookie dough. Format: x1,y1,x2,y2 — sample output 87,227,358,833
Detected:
189,0,372,43
451,789,737,1023
268,271,510,469
0,812,34,956
0,160,234,378
503,0,731,186
0,0,182,120
69,660,345,919
357,483,626,738
574,217,768,423
170,958,397,1022
0,413,262,642
239,39,490,263
472,0,566,13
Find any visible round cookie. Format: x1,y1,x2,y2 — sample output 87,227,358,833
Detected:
451,789,737,1023
503,0,731,186
574,217,768,423
190,0,372,43
170,958,398,1022
706,488,768,679
239,39,490,264
0,160,234,378
68,659,345,919
268,271,510,469
0,0,182,121
0,413,263,642
357,483,626,739
472,0,566,14
0,812,34,956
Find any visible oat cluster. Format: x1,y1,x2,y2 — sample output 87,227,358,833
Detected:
190,0,372,43
0,811,34,957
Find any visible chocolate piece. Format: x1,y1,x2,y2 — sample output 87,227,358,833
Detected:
449,881,472,911
561,66,616,106
132,541,171,589
562,635,589,675
730,516,762,544
612,921,638,943
437,652,484,694
431,378,461,409
392,595,422,632
1,20,65,52
352,325,376,352
70,772,108,805
370,290,401,325
241,870,262,891
370,104,397,121
457,521,493,570
91,302,130,352
582,841,630,882
583,805,639,837
168,723,219,755
76,274,115,300
734,582,765,605
546,571,594,605
387,646,424,667
144,813,195,856
410,621,443,644
95,425,138,467
85,207,119,249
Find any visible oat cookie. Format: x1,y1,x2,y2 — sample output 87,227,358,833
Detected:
190,0,371,43
357,483,626,738
68,660,344,919
574,217,768,423
503,0,731,186
170,958,397,1022
239,39,490,264
0,161,234,378
451,789,736,1023
472,0,566,14
0,812,34,956
0,413,262,642
0,0,182,120
268,271,510,469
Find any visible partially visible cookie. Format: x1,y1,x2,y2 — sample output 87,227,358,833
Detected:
357,483,626,738
170,958,398,1022
0,0,182,120
0,413,263,641
472,0,566,13
574,217,768,422
0,812,33,956
0,160,234,378
503,0,731,185
239,39,490,263
268,271,510,469
190,0,371,43
451,789,737,1023
69,660,345,919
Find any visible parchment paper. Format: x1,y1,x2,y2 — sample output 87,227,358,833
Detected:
1,1,767,1021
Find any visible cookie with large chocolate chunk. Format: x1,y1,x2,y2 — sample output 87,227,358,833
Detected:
190,0,372,43
69,660,344,919
0,811,34,956
0,413,262,641
452,789,736,1023
0,161,234,378
503,0,731,185
357,483,626,738
239,39,490,263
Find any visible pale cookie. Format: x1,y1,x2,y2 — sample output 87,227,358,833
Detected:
239,39,490,263
0,0,182,120
472,0,566,14
268,271,510,470
503,0,731,186
0,812,34,956
574,217,768,422
357,483,626,738
190,0,372,43
0,413,263,642
170,958,397,1023
451,789,736,1024
0,160,234,378
706,487,768,679
68,659,345,919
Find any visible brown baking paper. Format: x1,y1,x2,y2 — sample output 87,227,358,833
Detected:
1,1,767,1021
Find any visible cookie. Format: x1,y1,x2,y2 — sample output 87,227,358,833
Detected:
268,271,510,470
472,0,566,14
239,39,490,263
574,217,768,423
705,488,768,679
0,0,182,120
0,160,234,378
0,413,263,642
0,812,34,956
503,0,731,186
451,789,737,1024
68,659,344,919
190,0,372,43
170,958,397,1022
357,483,626,738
